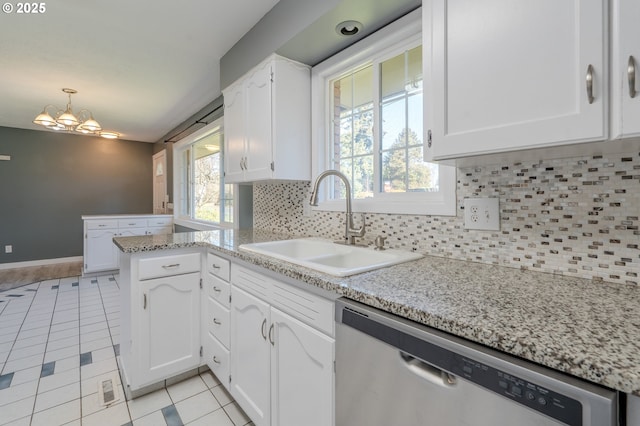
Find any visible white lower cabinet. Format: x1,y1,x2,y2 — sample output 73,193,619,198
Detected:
230,265,335,426
270,308,334,426
139,272,201,385
85,228,119,272
119,250,201,397
230,286,271,425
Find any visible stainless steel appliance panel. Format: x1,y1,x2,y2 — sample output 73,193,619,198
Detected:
335,299,616,426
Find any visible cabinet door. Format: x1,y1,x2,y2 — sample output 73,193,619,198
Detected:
244,62,273,181
270,308,334,426
230,286,271,426
85,229,119,272
139,272,201,386
224,81,246,183
612,0,640,138
425,0,606,160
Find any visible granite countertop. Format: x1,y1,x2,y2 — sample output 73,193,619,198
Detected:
114,229,640,395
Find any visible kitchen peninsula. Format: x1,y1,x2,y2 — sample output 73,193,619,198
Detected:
114,229,640,422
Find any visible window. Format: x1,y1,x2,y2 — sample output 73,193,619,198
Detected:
174,118,234,229
312,8,456,215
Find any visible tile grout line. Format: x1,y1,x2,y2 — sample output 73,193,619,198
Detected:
30,276,77,424
90,273,133,424
110,273,136,426
0,281,42,377
28,278,60,425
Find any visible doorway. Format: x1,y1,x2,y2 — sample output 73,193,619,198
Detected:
153,150,168,214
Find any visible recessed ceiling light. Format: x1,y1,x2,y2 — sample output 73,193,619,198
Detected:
336,20,362,36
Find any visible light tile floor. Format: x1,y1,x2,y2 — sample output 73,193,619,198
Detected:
0,274,252,426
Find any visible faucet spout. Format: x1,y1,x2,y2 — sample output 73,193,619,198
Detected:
309,170,365,245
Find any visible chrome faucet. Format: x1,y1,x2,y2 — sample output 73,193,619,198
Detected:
309,170,365,245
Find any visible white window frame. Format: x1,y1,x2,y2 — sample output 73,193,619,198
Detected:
311,8,456,216
173,118,237,231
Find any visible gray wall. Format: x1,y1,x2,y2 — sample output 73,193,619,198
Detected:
220,0,341,88
0,126,153,264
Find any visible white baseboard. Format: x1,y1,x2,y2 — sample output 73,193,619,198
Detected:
0,256,83,270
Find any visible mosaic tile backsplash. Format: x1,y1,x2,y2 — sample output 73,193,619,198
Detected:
253,152,640,285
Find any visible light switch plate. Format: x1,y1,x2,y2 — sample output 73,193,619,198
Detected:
464,197,500,231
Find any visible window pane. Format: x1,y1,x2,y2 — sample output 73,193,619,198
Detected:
332,65,373,200
191,130,228,224
407,147,435,191
379,46,430,195
353,111,373,156
407,93,423,147
337,159,352,199
381,149,407,192
381,98,406,150
353,155,374,198
222,183,234,222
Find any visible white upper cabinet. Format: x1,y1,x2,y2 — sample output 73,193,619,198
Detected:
223,54,311,183
424,0,607,160
611,0,640,139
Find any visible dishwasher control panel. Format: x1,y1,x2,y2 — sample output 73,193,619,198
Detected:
455,356,582,426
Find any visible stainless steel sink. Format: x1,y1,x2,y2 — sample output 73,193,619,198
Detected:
239,238,422,277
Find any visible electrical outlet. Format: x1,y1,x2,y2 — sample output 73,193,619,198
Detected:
5,245,12,253
464,198,500,231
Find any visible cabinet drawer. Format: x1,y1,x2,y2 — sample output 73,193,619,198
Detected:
86,219,119,230
272,280,334,336
207,275,230,308
147,217,173,227
138,252,200,280
204,333,229,388
118,218,148,228
207,252,230,281
207,297,230,349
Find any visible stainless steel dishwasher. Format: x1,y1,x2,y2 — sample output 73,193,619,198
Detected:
335,298,617,426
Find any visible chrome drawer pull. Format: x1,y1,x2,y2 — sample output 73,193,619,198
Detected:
212,264,221,270
213,318,221,325
629,56,637,99
213,286,222,293
213,356,221,364
162,263,180,269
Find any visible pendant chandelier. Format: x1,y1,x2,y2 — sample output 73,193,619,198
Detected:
33,88,119,139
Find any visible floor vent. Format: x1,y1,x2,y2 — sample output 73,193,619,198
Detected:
98,375,121,407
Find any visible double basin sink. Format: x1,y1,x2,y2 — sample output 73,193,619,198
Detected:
239,238,422,277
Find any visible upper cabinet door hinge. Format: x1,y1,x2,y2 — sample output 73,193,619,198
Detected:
270,70,274,83
427,129,433,148
270,162,274,172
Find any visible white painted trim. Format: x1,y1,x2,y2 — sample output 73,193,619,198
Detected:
0,256,83,270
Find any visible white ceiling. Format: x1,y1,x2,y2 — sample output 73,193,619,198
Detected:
0,0,280,142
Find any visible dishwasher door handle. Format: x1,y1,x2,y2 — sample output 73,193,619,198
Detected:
400,352,457,388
